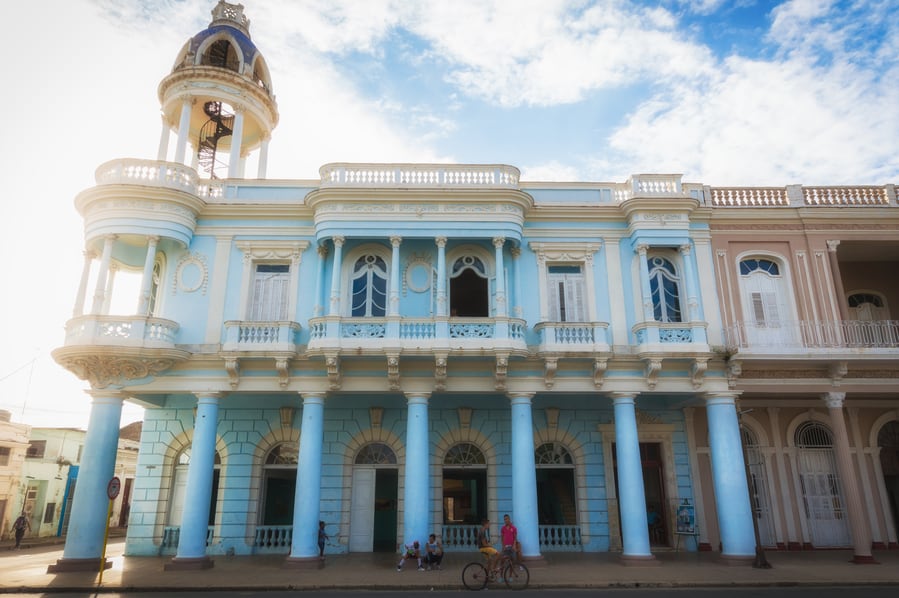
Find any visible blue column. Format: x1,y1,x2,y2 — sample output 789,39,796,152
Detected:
611,393,653,560
288,393,325,563
170,392,220,568
509,393,541,558
679,243,703,322
50,391,123,571
328,236,344,316
705,394,755,558
313,244,327,316
389,236,401,316
493,237,507,316
636,243,654,321
403,393,430,545
436,237,447,317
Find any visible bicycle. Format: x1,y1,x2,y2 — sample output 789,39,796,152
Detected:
462,550,529,590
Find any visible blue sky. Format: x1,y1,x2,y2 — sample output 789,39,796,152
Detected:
1,0,897,428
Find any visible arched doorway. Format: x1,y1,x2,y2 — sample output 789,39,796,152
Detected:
349,442,398,552
167,447,221,529
450,256,489,316
795,421,851,547
741,426,776,547
535,442,576,525
442,442,487,548
877,420,899,540
261,442,298,526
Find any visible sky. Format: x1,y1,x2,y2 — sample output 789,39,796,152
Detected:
1,0,897,430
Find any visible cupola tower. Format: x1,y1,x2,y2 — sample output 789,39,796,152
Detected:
157,1,278,179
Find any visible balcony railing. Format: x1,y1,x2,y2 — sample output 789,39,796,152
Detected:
94,158,198,194
159,525,214,555
307,316,527,351
223,321,301,352
442,523,582,552
725,320,899,350
63,315,180,348
319,163,520,188
253,525,293,553
633,321,708,347
535,322,611,353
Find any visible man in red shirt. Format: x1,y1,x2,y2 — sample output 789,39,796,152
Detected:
500,514,518,562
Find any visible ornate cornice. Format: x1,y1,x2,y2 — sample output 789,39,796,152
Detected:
53,348,189,389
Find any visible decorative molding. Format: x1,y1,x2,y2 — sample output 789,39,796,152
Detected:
495,354,509,391
370,407,383,429
635,409,663,425
387,353,401,390
173,253,209,295
57,354,178,389
225,356,240,389
325,353,341,390
457,407,473,429
691,358,708,389
543,357,558,389
727,360,742,388
829,361,848,386
404,254,433,294
434,354,447,391
644,357,662,389
593,358,608,388
275,357,289,389
279,406,295,429
545,407,560,429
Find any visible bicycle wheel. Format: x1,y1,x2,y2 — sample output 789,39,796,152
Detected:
503,562,529,590
462,562,488,590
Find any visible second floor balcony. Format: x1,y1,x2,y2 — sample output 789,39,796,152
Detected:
725,319,899,353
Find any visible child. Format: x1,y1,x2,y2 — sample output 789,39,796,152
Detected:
317,520,329,560
396,540,423,571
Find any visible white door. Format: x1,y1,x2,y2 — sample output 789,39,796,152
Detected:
168,464,189,525
798,447,851,547
349,468,376,552
740,263,793,347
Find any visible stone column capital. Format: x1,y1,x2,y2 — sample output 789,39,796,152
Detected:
822,391,846,409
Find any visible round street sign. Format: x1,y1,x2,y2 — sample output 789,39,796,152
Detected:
107,476,121,500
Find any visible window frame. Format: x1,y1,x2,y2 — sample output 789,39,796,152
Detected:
236,241,308,323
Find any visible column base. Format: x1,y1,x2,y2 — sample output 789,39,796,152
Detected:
619,554,661,567
283,555,325,569
164,556,214,570
851,554,879,565
47,557,112,573
718,554,755,566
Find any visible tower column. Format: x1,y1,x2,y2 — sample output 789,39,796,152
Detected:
508,392,541,559
137,236,160,315
227,108,245,178
705,393,756,560
256,135,271,179
403,393,430,545
611,392,654,562
286,393,326,566
48,391,124,572
167,392,222,570
90,235,116,315
822,392,875,563
157,113,171,161
174,97,192,165
73,250,95,317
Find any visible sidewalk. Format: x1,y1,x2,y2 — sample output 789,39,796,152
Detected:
2,538,899,592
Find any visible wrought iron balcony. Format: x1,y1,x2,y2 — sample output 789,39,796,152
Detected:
725,320,899,351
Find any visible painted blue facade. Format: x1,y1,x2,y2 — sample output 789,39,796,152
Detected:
50,2,899,575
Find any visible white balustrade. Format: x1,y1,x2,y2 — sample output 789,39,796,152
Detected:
803,186,889,206
319,163,520,188
710,187,789,207
726,320,899,350
94,159,198,194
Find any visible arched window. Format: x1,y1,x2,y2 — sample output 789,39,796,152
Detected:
450,256,489,317
738,256,794,346
201,38,240,72
355,442,397,465
351,255,388,317
794,422,850,547
168,447,222,527
648,255,682,323
443,443,487,525
261,442,297,525
535,443,576,526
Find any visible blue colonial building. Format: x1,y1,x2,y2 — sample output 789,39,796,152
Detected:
49,1,899,572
